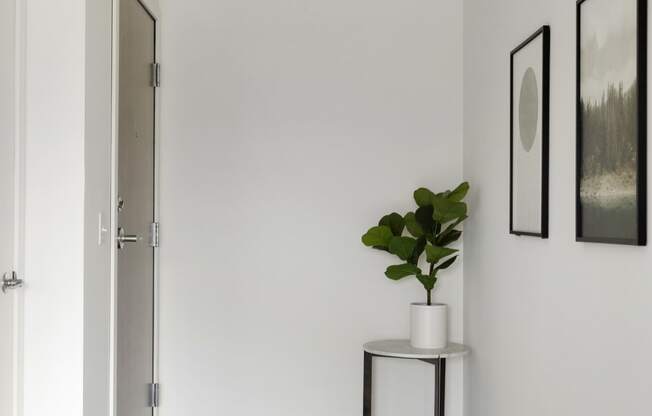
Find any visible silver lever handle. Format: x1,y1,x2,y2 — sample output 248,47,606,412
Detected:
2,271,23,294
117,227,140,249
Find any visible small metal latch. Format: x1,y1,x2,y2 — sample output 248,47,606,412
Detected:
2,271,23,294
149,222,160,248
149,383,160,408
151,63,161,88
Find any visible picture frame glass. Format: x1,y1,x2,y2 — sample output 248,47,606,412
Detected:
577,0,645,244
512,33,545,234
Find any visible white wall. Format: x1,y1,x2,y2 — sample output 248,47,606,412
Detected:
463,1,652,415
158,0,464,415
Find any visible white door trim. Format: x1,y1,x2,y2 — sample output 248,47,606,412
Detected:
12,0,26,414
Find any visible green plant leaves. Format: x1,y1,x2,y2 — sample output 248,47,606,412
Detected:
435,215,467,246
379,212,405,236
414,188,436,207
416,274,437,290
415,206,435,232
425,245,458,263
361,226,393,249
431,196,467,224
435,256,458,271
440,215,467,235
416,182,469,206
436,230,462,246
363,182,468,293
410,237,427,265
389,237,418,261
404,212,424,238
385,263,421,280
447,182,469,202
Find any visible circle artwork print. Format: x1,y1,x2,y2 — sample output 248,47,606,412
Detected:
518,67,538,152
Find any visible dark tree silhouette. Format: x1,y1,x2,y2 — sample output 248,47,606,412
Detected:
580,81,637,180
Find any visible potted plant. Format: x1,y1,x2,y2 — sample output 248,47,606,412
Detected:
361,182,469,349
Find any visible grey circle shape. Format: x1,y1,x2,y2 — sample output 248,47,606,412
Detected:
518,67,538,152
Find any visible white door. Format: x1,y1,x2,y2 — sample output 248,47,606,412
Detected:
0,0,17,414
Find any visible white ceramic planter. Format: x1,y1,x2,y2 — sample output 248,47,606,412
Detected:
410,303,448,349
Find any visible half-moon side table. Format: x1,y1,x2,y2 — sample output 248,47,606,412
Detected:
363,340,470,416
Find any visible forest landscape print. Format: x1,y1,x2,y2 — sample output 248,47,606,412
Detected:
578,0,645,244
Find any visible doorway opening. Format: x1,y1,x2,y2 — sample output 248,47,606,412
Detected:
114,0,160,414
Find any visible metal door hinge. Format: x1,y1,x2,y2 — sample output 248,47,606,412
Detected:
151,62,161,88
149,222,160,247
149,383,160,408
2,271,23,294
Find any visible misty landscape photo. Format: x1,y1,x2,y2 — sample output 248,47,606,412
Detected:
579,0,639,241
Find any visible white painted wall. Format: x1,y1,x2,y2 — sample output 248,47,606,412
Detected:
463,1,652,415
158,0,464,415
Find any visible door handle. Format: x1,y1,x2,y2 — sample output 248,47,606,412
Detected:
2,271,23,294
117,227,140,249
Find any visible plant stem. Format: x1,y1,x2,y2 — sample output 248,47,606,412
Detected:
427,262,434,305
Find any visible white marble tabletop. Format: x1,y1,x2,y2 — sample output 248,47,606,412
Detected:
363,340,470,359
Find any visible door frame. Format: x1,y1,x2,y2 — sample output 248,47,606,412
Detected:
9,0,26,415
110,1,161,415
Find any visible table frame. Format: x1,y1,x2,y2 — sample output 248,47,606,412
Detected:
363,351,446,416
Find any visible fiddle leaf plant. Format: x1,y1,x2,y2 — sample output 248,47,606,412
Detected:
361,182,469,305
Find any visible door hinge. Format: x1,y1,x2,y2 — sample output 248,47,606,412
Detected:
149,383,160,408
151,62,161,88
149,222,160,247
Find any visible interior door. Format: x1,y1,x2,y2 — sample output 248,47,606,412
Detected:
0,0,16,414
116,1,157,415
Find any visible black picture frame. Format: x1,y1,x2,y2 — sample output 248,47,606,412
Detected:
576,0,647,246
509,26,550,238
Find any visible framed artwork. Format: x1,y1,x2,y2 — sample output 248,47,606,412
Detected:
510,26,550,238
577,0,647,245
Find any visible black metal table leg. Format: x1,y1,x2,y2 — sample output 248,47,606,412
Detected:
364,353,448,416
362,341,467,416
363,352,373,416
434,357,446,416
